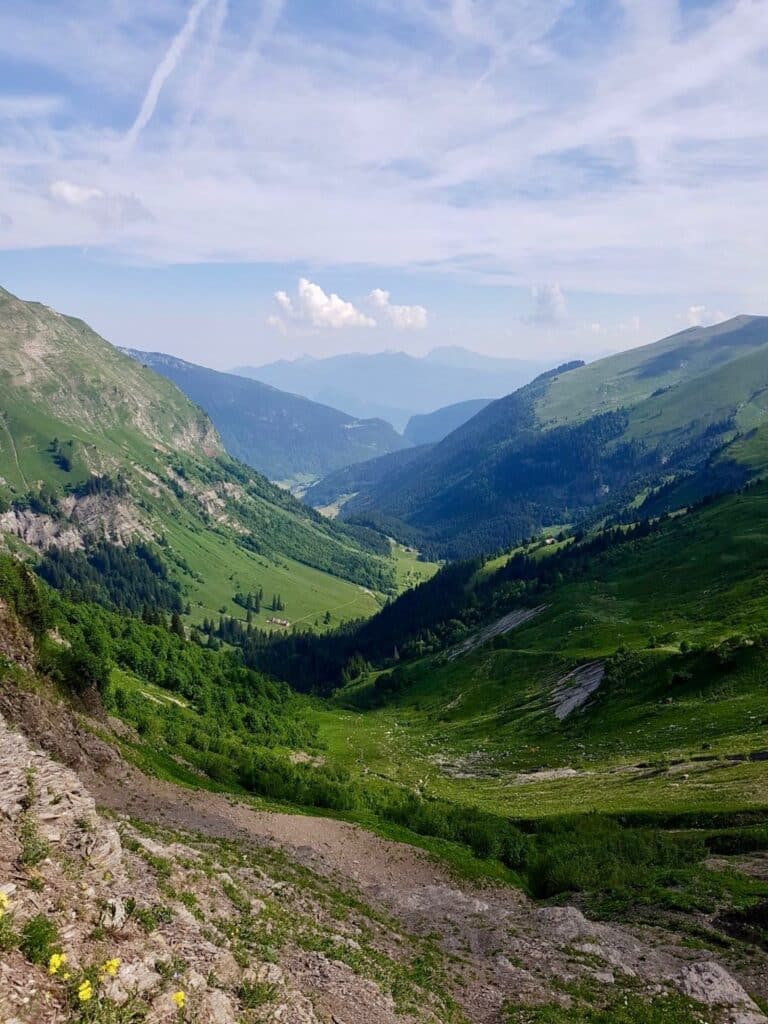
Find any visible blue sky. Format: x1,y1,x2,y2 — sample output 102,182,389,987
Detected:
0,0,765,368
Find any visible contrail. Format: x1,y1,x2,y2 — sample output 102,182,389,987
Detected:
124,0,214,149
179,0,228,133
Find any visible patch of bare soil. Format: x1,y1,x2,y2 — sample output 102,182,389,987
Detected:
430,752,502,780
2,685,767,1024
511,767,585,785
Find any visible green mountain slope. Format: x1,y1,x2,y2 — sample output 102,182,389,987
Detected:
304,444,433,514
341,316,768,557
0,285,393,626
122,349,409,489
307,478,768,823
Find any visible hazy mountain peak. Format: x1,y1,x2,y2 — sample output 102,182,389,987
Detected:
233,347,548,431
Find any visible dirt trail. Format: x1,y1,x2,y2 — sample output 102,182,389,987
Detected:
0,414,28,490
3,684,767,1024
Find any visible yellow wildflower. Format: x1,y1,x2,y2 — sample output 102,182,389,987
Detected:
48,952,67,975
62,972,71,981
100,957,120,977
78,980,93,1003
172,990,186,1009
0,892,9,916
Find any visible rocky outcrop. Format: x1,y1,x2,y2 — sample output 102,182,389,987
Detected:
0,508,82,551
679,963,765,1022
551,660,605,719
0,491,152,553
0,598,35,669
0,710,437,1024
445,606,547,661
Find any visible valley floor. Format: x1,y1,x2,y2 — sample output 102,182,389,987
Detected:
2,682,768,1024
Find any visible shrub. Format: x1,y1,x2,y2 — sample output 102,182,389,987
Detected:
526,815,704,900
238,981,278,1008
19,914,59,965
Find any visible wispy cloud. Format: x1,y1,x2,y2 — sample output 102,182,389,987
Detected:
0,0,766,315
49,179,153,225
123,0,215,150
686,305,727,328
0,94,62,119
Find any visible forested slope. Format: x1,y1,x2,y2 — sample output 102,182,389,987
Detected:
338,317,768,557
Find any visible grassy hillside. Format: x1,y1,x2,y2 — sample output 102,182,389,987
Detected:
537,316,768,427
6,554,768,1024
123,349,409,490
338,317,768,557
0,285,393,627
314,480,768,822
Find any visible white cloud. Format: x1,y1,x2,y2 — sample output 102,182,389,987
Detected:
0,94,62,119
271,278,375,330
368,288,428,330
526,283,566,326
49,180,152,225
686,305,727,328
50,180,104,206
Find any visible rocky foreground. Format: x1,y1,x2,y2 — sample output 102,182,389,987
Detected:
1,685,767,1023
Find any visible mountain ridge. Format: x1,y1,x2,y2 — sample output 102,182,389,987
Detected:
0,285,393,627
233,348,547,431
121,348,409,488
333,316,768,557
404,398,492,445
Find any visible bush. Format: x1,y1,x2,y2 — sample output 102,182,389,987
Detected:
19,914,59,965
526,815,704,900
238,981,278,1008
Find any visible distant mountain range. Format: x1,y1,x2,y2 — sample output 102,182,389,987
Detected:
232,348,546,432
320,315,768,557
121,349,408,488
404,398,491,445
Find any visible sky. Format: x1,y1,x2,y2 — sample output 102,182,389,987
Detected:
0,0,766,369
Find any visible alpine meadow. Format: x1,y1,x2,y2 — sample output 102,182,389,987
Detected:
2,3,768,1024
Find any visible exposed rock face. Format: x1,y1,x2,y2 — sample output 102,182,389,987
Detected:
0,492,152,553
0,508,82,550
0,598,35,669
0,712,124,866
61,492,152,544
551,660,605,719
445,606,547,661
679,963,764,1018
